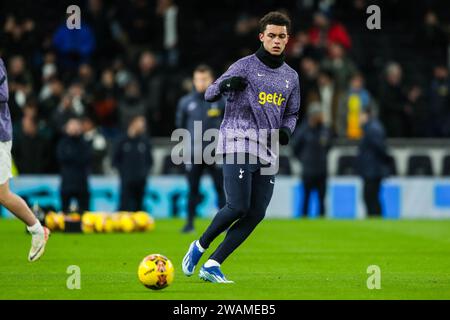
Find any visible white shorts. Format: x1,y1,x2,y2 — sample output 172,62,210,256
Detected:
0,141,13,185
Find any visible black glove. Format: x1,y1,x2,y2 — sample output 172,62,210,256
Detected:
279,127,291,146
219,76,247,93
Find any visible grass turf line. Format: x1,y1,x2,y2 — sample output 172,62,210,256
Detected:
0,218,449,299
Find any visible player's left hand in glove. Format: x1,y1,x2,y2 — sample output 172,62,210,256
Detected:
219,76,247,93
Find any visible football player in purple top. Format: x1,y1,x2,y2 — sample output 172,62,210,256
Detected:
182,12,300,283
0,57,50,262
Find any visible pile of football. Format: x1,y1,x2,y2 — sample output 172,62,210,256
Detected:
44,211,155,233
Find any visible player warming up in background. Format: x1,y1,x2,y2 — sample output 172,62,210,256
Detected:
0,57,50,262
176,64,226,233
182,12,300,283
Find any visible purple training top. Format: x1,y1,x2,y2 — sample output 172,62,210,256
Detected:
205,54,300,164
0,58,12,142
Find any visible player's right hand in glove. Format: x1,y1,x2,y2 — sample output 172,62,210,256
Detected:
219,76,247,93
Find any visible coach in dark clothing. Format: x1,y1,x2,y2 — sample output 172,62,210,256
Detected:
57,118,92,213
113,115,153,212
292,103,332,217
175,65,226,233
357,108,390,217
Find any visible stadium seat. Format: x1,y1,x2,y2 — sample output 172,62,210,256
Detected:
406,155,433,176
337,155,357,176
162,155,185,175
278,155,292,175
442,155,450,176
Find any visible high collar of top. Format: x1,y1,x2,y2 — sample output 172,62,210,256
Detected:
192,89,205,98
255,45,285,69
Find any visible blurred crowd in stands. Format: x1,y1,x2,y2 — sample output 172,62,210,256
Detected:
0,0,449,175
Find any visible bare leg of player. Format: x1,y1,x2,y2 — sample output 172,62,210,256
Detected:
0,181,37,226
0,180,50,262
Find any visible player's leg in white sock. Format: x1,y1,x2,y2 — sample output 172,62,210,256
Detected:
209,166,274,264
0,180,40,228
204,259,220,268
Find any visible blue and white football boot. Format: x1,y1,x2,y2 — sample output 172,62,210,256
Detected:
182,240,204,276
199,265,234,283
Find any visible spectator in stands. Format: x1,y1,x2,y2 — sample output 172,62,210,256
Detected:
12,111,50,174
68,82,90,117
357,107,390,217
57,117,92,213
321,42,358,91
292,103,332,217
77,63,96,101
112,115,153,212
112,57,133,89
40,78,64,127
53,93,74,133
82,116,107,174
429,64,450,137
416,11,448,72
378,62,408,137
39,54,58,98
337,73,376,139
22,100,57,173
52,18,96,72
285,31,313,62
405,84,428,137
2,15,39,61
299,56,320,110
113,0,156,52
137,51,163,134
233,15,260,59
156,0,180,67
316,69,342,135
118,78,146,130
6,55,33,123
84,0,117,63
93,68,119,129
308,10,352,53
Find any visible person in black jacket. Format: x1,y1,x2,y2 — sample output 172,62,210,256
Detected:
57,117,92,213
13,114,50,174
113,115,153,212
175,65,226,233
378,63,409,137
357,107,390,217
292,103,332,217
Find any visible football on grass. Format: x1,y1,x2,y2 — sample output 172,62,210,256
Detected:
138,254,174,290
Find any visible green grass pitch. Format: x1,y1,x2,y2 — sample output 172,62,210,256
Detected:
1,218,450,299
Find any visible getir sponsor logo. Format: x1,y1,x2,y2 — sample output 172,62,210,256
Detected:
258,91,286,107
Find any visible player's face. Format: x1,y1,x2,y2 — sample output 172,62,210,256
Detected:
193,71,213,93
259,24,289,56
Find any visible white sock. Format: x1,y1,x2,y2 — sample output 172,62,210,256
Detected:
204,259,220,268
195,240,205,253
27,221,44,235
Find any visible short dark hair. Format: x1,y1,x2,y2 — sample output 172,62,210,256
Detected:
194,64,214,77
259,11,291,34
